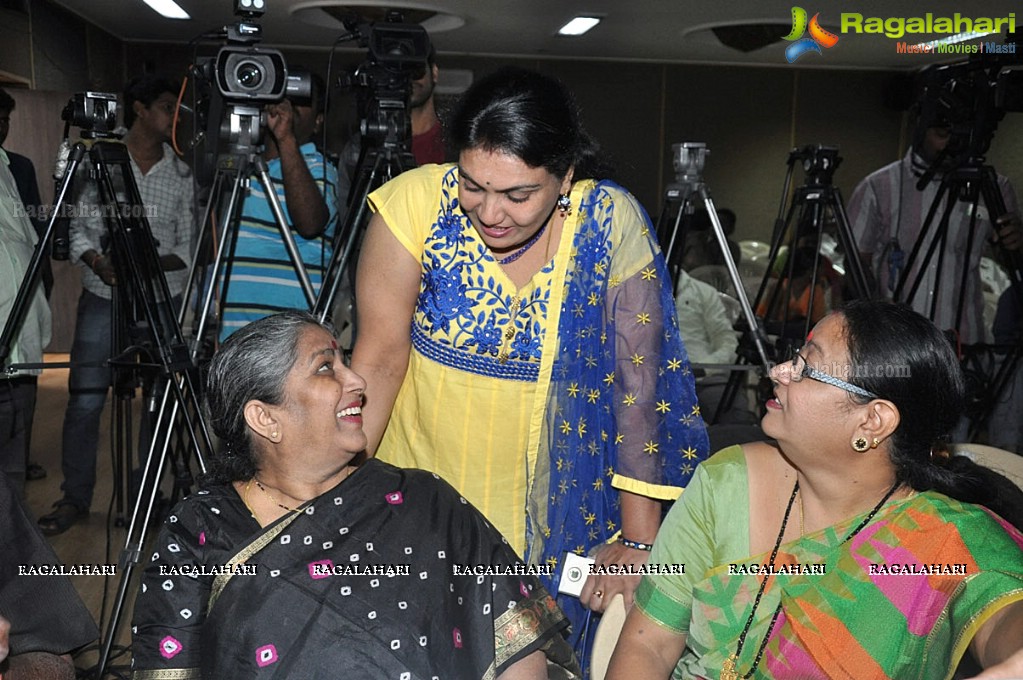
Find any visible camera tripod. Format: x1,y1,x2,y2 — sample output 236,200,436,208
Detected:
70,140,214,680
716,145,870,421
753,145,870,338
192,103,322,349
894,152,1023,440
0,134,214,679
655,142,772,424
312,91,418,339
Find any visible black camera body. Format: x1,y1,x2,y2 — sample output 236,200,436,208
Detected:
915,33,1023,163
61,92,119,138
200,17,311,106
192,1,313,185
340,12,431,148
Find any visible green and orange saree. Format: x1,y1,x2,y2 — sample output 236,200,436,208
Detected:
637,446,1023,679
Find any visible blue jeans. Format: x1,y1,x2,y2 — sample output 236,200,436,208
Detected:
60,289,113,509
60,289,185,509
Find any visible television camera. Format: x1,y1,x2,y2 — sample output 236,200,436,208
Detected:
338,10,432,148
192,0,313,183
914,31,1023,166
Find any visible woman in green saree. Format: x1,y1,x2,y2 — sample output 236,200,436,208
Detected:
131,311,578,679
608,300,1023,679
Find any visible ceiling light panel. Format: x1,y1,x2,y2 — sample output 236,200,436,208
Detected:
142,0,191,20
558,16,601,36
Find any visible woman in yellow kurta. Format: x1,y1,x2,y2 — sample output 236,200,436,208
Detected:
351,67,709,662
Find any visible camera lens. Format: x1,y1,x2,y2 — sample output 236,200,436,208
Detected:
235,61,264,90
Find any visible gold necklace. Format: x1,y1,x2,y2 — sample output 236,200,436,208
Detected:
242,479,262,523
798,488,805,536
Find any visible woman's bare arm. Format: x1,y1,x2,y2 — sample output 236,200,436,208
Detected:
606,607,686,680
349,212,422,454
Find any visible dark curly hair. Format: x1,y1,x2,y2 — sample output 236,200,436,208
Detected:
839,300,1023,530
202,311,334,485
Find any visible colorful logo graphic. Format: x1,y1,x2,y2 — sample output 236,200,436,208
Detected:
784,7,840,62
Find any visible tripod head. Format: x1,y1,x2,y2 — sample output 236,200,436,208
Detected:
670,142,708,190
787,144,841,187
60,92,121,140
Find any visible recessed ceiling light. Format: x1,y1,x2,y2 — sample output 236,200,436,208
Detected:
558,16,601,36
142,0,191,20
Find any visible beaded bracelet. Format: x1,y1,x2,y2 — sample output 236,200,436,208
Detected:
617,536,653,551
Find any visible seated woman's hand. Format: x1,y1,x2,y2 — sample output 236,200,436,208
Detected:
579,541,650,613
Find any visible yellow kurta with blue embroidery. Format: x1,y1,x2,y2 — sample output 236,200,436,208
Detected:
369,165,708,568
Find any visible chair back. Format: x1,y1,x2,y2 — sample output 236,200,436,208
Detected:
951,443,1023,490
590,593,628,680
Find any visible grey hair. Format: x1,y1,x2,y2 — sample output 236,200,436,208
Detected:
203,310,334,484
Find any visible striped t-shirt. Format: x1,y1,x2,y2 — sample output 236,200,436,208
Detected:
219,143,339,340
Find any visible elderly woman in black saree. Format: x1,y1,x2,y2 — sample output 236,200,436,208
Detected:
131,311,578,679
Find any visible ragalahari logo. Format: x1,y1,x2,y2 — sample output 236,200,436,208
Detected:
784,7,840,62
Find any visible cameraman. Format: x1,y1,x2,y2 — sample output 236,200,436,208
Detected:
217,72,338,340
39,75,195,536
848,118,1022,345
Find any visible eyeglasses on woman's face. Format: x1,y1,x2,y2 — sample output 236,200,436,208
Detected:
786,350,879,399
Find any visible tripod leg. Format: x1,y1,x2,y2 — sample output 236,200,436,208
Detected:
829,188,871,300
655,195,686,289
894,177,955,309
701,188,771,373
313,150,391,334
0,145,86,370
252,157,317,308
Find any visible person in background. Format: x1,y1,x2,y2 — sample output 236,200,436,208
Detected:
848,118,1022,345
756,245,829,329
674,268,749,427
351,66,708,667
683,208,742,295
0,87,51,484
39,74,195,535
407,42,446,165
0,97,51,498
607,301,1023,679
218,72,338,341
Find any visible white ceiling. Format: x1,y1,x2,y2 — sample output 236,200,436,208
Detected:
49,0,1021,71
